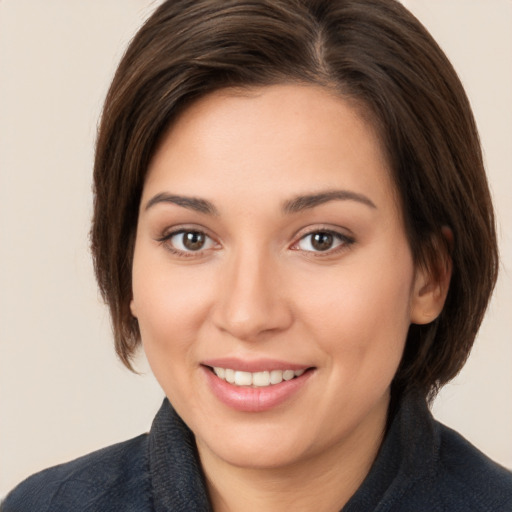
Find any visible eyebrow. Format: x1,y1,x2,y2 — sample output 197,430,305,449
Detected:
282,190,377,214
144,193,219,215
144,189,376,216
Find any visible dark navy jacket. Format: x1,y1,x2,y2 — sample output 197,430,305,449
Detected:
3,394,512,511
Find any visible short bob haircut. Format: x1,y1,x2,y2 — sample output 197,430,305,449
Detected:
91,0,498,400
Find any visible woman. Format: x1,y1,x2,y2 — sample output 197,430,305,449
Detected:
3,0,511,510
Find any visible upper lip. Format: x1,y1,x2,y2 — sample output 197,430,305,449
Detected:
201,357,311,373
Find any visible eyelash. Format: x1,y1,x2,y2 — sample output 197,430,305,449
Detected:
291,229,355,257
156,227,355,258
156,228,218,258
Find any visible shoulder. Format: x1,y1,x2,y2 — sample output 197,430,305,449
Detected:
1,434,151,512
427,422,512,511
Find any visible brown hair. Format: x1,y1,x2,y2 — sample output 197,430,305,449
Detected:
91,0,498,400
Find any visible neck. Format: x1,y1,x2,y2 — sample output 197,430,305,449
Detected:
197,395,389,512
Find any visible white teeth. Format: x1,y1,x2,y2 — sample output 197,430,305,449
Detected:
253,371,270,387
213,367,225,379
212,367,307,387
270,370,283,384
283,369,295,381
234,371,252,386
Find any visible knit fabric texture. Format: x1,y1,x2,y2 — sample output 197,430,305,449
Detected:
3,393,512,511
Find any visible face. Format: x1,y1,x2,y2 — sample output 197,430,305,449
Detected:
131,84,430,471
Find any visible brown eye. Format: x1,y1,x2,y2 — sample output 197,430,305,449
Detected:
295,230,353,253
182,231,206,250
311,232,334,251
165,230,216,253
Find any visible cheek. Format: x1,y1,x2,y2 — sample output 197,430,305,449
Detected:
132,263,214,406
295,243,415,370
131,246,214,363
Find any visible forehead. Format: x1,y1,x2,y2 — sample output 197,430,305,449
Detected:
144,84,399,216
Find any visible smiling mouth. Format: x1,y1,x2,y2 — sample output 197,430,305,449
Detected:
209,367,309,387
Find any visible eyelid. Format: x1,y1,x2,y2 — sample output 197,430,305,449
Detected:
290,226,355,255
156,225,220,256
155,223,354,257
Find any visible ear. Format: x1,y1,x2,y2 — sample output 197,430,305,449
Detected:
130,298,138,318
410,227,453,325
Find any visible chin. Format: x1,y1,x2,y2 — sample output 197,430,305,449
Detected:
193,417,318,470
200,437,308,470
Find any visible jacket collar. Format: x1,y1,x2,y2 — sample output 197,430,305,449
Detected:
343,391,439,511
148,392,437,512
148,400,211,512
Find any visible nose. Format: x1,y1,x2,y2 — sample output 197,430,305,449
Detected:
212,247,293,342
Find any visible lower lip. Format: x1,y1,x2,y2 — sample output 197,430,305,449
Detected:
202,366,313,412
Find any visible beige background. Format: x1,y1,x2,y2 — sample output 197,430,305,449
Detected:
1,0,511,497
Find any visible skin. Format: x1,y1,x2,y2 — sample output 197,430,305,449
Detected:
130,84,448,511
